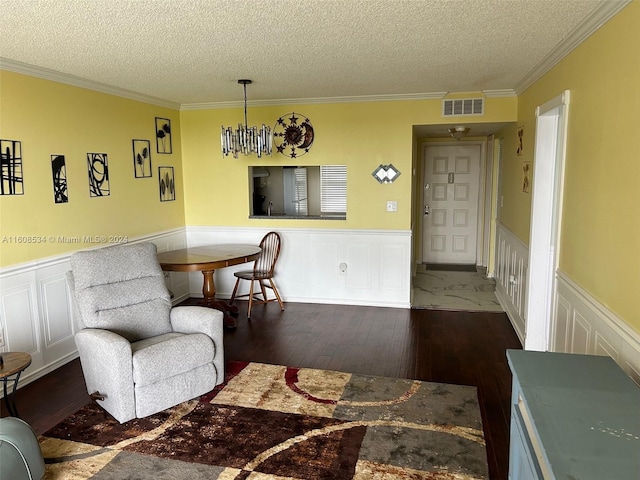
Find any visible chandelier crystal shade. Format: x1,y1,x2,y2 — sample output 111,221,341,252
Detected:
221,80,272,158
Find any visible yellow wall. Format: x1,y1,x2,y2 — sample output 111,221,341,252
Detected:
494,123,530,242
0,71,184,266
498,2,640,331
0,69,517,267
181,96,517,231
0,71,516,268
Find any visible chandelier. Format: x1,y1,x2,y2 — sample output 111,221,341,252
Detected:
221,80,272,158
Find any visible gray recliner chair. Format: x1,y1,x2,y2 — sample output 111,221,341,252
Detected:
67,242,224,424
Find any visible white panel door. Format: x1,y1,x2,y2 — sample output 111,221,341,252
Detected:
422,144,481,264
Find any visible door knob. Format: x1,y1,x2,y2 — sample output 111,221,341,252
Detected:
424,205,430,215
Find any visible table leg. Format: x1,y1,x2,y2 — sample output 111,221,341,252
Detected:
201,270,217,306
200,270,239,329
2,371,23,418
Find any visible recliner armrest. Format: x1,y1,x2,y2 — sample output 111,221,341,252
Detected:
75,329,136,423
170,306,224,342
76,328,133,362
170,306,225,387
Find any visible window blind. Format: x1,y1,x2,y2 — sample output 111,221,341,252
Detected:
320,165,347,213
293,167,308,215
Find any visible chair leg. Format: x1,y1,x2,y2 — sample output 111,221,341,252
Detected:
259,280,268,302
229,277,241,305
247,280,255,318
269,278,285,311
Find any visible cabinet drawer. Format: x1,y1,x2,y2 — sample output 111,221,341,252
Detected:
509,395,547,479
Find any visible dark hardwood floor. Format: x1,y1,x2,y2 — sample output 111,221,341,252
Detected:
2,301,522,480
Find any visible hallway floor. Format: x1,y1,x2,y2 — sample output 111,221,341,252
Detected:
411,263,504,312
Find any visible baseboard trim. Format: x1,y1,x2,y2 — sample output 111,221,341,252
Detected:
496,287,525,344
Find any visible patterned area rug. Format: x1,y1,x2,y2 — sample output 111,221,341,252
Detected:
41,362,489,479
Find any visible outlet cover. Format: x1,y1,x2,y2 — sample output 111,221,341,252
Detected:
386,201,397,212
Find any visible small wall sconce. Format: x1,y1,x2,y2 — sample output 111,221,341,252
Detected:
372,164,401,183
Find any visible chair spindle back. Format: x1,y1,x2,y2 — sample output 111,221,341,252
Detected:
255,231,281,275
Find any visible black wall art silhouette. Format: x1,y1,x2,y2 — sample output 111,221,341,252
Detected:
87,153,110,197
155,118,172,154
1,139,24,195
158,166,175,202
132,139,152,178
51,154,68,203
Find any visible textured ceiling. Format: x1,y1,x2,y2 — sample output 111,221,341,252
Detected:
0,0,625,105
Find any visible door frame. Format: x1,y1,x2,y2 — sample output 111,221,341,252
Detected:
487,136,503,278
525,90,570,351
482,136,495,270
417,140,487,266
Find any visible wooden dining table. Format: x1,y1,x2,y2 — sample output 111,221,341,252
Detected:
157,244,261,329
0,351,32,418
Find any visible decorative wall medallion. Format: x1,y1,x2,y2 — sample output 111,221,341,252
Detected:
273,112,314,158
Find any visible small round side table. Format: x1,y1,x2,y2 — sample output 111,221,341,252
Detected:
0,352,32,418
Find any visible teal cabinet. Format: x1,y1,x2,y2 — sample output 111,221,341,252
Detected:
507,350,640,480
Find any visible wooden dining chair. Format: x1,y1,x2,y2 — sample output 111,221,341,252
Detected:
229,231,285,318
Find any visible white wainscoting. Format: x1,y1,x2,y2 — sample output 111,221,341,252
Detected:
0,229,187,390
553,272,640,385
186,226,412,308
493,222,640,384
494,223,528,343
0,226,411,390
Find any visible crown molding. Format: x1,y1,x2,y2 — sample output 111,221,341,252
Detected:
0,57,181,110
0,61,449,110
0,59,448,111
514,0,631,95
180,92,449,111
482,89,517,98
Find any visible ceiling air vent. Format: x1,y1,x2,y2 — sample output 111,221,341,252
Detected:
442,98,484,117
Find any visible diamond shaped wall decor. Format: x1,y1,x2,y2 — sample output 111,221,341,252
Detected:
372,164,401,183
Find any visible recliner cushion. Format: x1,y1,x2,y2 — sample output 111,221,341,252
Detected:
70,242,172,342
131,333,214,387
